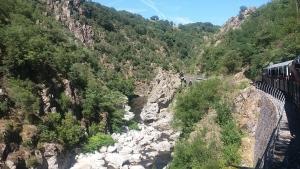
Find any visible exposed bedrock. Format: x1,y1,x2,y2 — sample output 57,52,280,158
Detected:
70,69,181,169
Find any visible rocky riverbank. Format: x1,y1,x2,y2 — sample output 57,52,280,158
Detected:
70,69,181,169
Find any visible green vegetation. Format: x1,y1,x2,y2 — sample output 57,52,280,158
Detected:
214,102,241,165
126,120,140,130
26,156,40,168
57,113,84,148
39,112,84,148
2,0,292,168
0,100,9,117
202,0,300,79
171,79,241,168
79,2,219,76
0,0,218,158
83,133,115,153
170,132,223,169
174,79,223,136
5,79,39,117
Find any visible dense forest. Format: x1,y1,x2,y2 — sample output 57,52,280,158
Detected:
0,0,218,168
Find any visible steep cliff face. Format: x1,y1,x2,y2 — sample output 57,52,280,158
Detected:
211,7,256,46
219,7,256,34
46,0,94,46
140,68,181,123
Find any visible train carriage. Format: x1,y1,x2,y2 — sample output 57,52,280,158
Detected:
262,57,300,107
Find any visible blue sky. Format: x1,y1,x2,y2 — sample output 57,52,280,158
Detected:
93,0,271,25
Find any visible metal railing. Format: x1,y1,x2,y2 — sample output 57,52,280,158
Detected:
254,81,286,169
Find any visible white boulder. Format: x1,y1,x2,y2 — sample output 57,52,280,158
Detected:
140,103,159,122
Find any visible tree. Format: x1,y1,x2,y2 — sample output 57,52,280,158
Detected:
150,15,159,21
57,113,84,148
239,6,248,20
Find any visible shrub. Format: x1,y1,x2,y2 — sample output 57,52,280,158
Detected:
58,92,71,113
6,78,39,116
215,102,242,165
26,156,40,168
170,133,223,169
45,113,61,129
83,133,115,153
38,125,58,143
0,100,9,117
174,79,221,135
88,123,105,136
57,113,84,148
127,120,140,130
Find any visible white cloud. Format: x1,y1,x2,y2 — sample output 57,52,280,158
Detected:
139,0,166,19
171,16,193,25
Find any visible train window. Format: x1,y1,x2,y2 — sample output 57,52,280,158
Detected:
279,67,283,77
271,69,275,76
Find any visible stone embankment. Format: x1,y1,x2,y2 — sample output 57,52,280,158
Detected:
70,69,181,169
235,84,292,168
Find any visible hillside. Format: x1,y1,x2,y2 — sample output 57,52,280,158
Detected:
169,0,300,169
201,0,300,79
1,0,299,168
0,0,218,168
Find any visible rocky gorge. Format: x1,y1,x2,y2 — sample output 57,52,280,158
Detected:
69,69,182,169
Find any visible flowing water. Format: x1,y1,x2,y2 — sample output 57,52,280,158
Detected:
128,95,147,121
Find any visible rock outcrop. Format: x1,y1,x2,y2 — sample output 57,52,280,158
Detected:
220,7,256,34
42,143,74,169
46,0,94,46
140,69,181,122
212,7,256,46
62,79,80,106
71,69,181,169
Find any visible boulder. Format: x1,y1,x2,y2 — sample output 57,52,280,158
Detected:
123,105,135,121
107,146,117,153
129,154,141,163
42,143,66,169
122,165,129,169
130,165,145,169
99,146,107,153
151,141,172,151
140,103,159,122
46,156,58,169
0,143,6,161
5,160,16,169
105,153,128,169
119,147,133,155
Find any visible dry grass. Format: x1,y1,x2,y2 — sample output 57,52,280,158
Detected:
189,108,222,146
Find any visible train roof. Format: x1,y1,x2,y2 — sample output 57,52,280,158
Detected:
265,60,293,69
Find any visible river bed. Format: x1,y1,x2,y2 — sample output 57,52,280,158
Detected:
70,96,179,169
